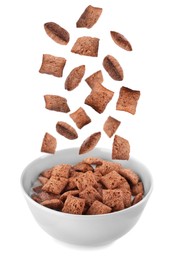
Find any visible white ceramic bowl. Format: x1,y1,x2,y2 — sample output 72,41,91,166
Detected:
21,148,153,246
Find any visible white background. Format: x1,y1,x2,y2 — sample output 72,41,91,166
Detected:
0,0,173,259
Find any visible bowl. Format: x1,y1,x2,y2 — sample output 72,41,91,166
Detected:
21,147,153,246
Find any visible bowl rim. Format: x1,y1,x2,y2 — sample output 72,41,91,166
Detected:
20,147,153,219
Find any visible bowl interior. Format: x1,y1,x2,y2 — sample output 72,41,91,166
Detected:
21,147,153,200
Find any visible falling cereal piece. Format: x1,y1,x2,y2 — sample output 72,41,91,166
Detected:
112,135,130,160
56,121,78,140
71,36,99,57
41,132,57,154
65,65,85,91
76,5,103,29
103,116,121,138
85,70,104,89
44,95,70,113
85,82,114,114
79,132,101,155
70,107,91,129
116,87,140,115
44,22,70,45
39,54,66,77
103,55,123,81
110,31,132,51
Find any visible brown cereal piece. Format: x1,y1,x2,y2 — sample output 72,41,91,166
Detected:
65,175,80,190
38,176,48,185
119,168,139,185
93,171,102,182
95,182,104,196
117,178,131,191
79,132,101,155
121,188,132,208
60,190,79,201
73,162,93,172
103,55,123,81
79,186,102,206
56,121,78,140
69,170,82,178
31,194,42,203
101,171,125,189
82,157,103,166
85,70,103,89
131,182,144,196
65,65,85,91
41,199,63,210
70,107,91,129
37,191,60,202
51,164,71,178
75,171,97,191
41,132,57,154
112,135,130,160
44,95,70,113
62,195,85,215
44,22,70,45
132,193,143,205
71,36,99,57
39,54,66,77
95,160,122,175
42,176,68,195
110,31,132,51
76,5,103,29
85,82,114,114
102,189,124,210
116,87,140,115
41,168,53,179
33,185,43,193
87,200,111,215
103,116,121,138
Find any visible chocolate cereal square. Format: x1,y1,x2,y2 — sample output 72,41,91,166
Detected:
75,171,97,191
76,5,102,29
79,186,102,206
41,132,57,154
112,135,130,160
85,70,103,89
121,188,132,208
41,199,63,210
85,82,114,114
103,116,121,138
131,182,144,196
132,193,143,205
95,160,122,175
79,132,101,154
51,164,71,178
44,95,70,113
39,54,66,77
102,189,124,210
41,168,53,178
101,171,124,189
87,200,111,215
70,107,91,129
44,22,70,45
42,176,68,195
73,162,93,172
116,87,140,115
62,195,85,214
65,65,85,91
71,36,99,57
119,168,139,185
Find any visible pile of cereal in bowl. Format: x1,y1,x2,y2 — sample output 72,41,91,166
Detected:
31,157,144,215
